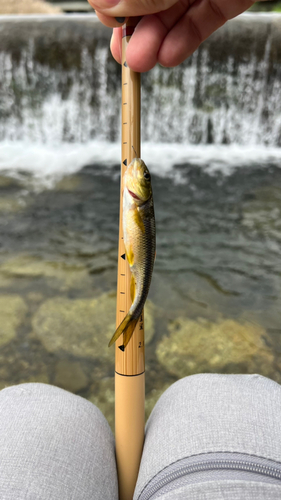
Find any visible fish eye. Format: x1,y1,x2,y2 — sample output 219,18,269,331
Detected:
143,171,150,181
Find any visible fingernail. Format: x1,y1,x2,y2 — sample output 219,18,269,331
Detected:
115,17,125,23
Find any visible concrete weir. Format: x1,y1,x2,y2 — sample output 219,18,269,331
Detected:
0,13,280,145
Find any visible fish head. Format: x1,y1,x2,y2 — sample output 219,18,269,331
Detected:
124,158,152,205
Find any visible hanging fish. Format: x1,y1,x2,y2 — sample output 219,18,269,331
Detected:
109,158,156,351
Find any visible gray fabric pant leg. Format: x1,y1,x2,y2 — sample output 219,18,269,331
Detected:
134,374,281,500
0,383,118,500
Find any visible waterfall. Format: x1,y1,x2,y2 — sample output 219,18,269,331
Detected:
0,14,280,146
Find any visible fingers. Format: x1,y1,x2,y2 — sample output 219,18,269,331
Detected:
126,15,168,72
88,0,178,17
158,0,256,67
105,0,257,72
159,0,227,67
95,10,128,27
110,0,188,72
110,16,167,72
110,27,122,64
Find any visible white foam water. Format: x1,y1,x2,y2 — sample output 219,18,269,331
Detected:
0,141,281,190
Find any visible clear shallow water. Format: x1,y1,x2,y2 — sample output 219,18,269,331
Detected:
0,142,281,426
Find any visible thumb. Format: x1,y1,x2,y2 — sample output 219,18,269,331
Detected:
88,0,178,17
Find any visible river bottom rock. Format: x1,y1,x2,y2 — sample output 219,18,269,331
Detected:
32,293,116,362
54,360,89,393
32,292,156,362
1,256,91,292
157,317,275,379
0,295,27,345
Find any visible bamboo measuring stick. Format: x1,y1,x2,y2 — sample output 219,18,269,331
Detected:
115,18,145,500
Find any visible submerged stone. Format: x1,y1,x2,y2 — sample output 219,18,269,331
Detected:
0,176,22,190
242,185,281,240
0,295,28,345
144,300,157,345
0,277,14,289
32,293,116,362
19,371,49,385
0,198,24,213
32,292,157,361
88,255,115,274
54,360,88,393
0,255,91,292
157,317,275,379
54,176,82,192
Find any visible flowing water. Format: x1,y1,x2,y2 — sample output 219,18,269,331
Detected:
0,14,280,428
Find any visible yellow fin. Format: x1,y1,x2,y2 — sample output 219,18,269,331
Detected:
108,314,131,347
108,313,138,350
121,316,139,350
130,276,136,303
125,245,134,267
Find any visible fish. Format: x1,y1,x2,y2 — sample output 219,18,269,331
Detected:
108,158,156,351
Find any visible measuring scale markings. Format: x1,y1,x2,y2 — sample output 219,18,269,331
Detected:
114,21,145,500
115,19,144,373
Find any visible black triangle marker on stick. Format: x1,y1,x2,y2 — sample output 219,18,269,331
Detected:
123,159,127,166
124,61,128,67
121,253,126,260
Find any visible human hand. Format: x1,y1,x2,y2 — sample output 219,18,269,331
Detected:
88,0,267,72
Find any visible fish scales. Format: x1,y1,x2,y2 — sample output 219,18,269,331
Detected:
109,158,156,351
132,197,155,315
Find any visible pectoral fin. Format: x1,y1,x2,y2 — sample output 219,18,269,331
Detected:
125,245,134,267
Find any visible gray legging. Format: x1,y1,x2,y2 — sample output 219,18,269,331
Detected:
0,374,281,499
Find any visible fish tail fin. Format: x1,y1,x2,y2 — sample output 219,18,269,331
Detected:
120,316,138,351
108,313,138,350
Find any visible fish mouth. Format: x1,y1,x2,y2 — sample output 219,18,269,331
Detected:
128,189,141,201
